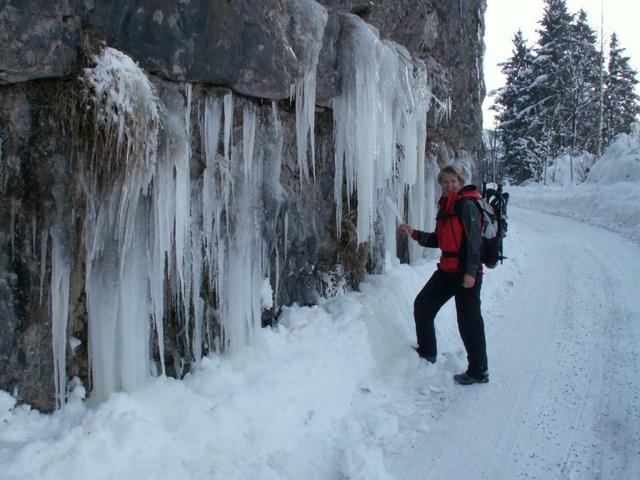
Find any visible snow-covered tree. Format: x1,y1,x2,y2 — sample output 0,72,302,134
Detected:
603,33,640,145
493,0,639,185
566,10,603,154
530,0,575,156
493,30,538,183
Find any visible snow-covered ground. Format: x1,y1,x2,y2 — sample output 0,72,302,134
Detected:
2,128,640,480
510,123,640,244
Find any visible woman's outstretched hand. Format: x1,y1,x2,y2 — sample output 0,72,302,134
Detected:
398,224,413,237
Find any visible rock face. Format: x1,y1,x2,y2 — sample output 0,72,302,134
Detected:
0,0,82,84
0,0,486,411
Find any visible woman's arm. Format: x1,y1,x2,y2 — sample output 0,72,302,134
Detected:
398,224,438,248
458,200,482,276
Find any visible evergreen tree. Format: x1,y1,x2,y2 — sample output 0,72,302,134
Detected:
530,0,574,156
493,0,640,185
566,10,602,154
493,31,538,183
603,33,640,145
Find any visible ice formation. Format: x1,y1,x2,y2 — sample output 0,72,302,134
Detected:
47,6,439,406
289,0,328,182
54,46,283,404
50,224,70,408
333,15,434,262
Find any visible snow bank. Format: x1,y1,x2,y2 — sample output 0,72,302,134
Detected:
1,255,487,480
588,122,640,184
509,124,640,244
540,151,594,186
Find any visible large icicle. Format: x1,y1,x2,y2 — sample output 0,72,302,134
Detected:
289,0,328,181
333,14,433,264
220,102,265,359
81,46,160,403
50,224,70,408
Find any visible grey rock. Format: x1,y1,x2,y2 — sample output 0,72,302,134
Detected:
0,0,82,84
0,0,488,410
86,0,327,100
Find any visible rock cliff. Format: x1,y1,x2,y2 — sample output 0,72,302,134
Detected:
0,0,486,411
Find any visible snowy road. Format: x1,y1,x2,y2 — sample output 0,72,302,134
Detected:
389,206,640,480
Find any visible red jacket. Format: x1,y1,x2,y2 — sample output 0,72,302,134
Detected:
412,186,483,275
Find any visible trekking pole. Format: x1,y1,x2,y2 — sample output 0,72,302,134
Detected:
496,184,506,264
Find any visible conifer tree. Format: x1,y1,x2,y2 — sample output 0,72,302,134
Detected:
492,0,640,185
566,10,602,154
531,0,574,156
603,33,640,144
493,31,538,183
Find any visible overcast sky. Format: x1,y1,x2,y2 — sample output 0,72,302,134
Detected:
483,0,640,128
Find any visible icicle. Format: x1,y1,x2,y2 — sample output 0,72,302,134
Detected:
81,46,160,403
289,0,327,182
223,93,233,164
333,16,383,245
173,88,193,353
219,105,269,360
50,224,70,408
333,15,433,264
201,94,224,360
243,104,256,182
149,136,176,378
115,206,151,392
9,200,17,262
283,210,289,261
39,228,48,303
190,185,204,365
31,217,36,257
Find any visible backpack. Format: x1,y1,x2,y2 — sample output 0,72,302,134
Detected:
471,187,509,269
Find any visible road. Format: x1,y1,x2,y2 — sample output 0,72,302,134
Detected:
388,206,640,480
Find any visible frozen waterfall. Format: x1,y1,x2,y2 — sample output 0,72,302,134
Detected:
48,9,440,405
333,14,435,261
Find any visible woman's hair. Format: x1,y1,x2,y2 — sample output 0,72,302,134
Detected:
437,165,465,184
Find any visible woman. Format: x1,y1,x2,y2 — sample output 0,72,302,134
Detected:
399,165,489,385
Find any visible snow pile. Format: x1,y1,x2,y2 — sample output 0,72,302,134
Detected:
508,124,640,244
587,122,640,184
0,257,487,480
81,46,160,168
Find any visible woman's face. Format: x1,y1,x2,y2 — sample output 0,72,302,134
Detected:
440,173,462,194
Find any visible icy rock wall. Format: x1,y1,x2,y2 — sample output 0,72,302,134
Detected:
0,0,487,411
348,0,488,180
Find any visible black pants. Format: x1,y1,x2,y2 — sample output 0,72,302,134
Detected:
414,268,488,375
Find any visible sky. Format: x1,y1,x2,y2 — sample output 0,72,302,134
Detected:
2,124,640,479
483,0,640,128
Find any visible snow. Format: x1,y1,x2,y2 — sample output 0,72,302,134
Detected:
3,144,640,477
3,51,640,480
510,123,640,244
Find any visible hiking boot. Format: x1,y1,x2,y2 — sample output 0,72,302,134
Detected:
412,347,436,363
453,370,489,385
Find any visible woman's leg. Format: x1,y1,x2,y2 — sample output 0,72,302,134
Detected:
414,269,454,359
454,273,488,376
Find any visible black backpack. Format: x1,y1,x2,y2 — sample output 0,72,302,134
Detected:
472,186,509,269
